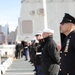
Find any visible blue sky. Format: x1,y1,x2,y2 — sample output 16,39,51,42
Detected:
0,0,21,32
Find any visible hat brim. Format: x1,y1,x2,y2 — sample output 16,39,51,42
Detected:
60,20,72,24
60,19,75,24
35,34,41,36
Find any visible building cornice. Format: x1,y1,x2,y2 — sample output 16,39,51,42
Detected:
21,0,75,3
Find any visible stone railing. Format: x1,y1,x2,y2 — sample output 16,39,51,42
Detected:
0,45,15,57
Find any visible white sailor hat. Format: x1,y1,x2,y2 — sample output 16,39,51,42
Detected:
43,28,54,34
35,31,42,36
17,41,21,43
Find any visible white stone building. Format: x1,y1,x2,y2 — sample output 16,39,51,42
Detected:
17,0,75,45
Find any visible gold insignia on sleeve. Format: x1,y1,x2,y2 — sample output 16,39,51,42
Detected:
64,39,70,53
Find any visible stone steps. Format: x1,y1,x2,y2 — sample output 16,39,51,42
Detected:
4,57,35,75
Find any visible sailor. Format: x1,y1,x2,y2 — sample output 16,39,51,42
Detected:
35,31,44,75
41,28,60,75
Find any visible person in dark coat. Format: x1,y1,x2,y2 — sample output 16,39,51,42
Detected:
41,28,60,75
24,41,29,61
35,32,44,75
59,13,75,75
30,40,36,63
15,41,23,59
21,41,25,57
30,40,38,75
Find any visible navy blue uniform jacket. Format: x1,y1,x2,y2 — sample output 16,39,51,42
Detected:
60,30,75,75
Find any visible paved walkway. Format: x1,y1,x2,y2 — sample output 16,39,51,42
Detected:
4,57,35,75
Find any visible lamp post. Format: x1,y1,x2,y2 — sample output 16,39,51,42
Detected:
43,0,48,29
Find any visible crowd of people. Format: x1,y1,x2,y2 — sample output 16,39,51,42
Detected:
15,13,75,75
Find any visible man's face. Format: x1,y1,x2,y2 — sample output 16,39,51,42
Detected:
60,23,71,34
36,35,42,40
